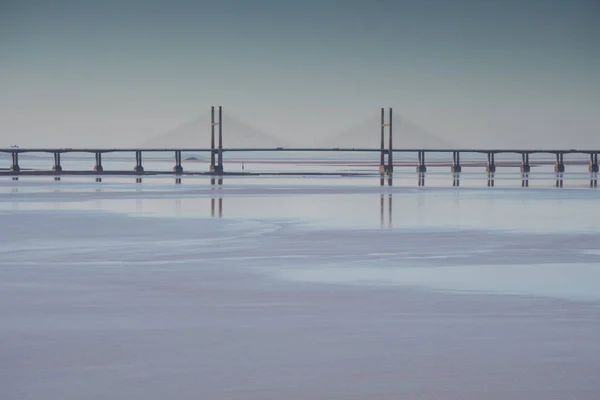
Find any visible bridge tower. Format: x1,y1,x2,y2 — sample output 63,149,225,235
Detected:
379,108,393,175
210,106,224,174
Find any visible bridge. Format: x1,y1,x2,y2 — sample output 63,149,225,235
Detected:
1,107,599,182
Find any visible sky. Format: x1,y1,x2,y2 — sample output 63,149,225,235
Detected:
1,0,599,148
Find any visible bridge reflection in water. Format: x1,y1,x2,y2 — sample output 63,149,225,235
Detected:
380,193,392,229
371,171,597,189
211,197,223,218
210,177,224,218
8,168,596,189
137,170,592,223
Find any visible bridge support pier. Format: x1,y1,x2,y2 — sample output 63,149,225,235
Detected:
520,153,531,173
134,151,144,174
486,153,496,173
591,153,598,188
211,153,223,174
10,152,20,173
173,150,183,174
417,151,427,173
94,152,104,172
53,152,62,173
554,153,565,173
380,176,393,187
589,153,598,173
451,151,461,173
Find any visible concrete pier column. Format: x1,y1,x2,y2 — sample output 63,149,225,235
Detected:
591,153,598,189
486,153,496,173
451,151,462,173
416,151,427,173
378,151,388,175
520,153,531,173
379,176,393,187
452,152,461,187
210,149,219,172
53,152,63,172
590,153,599,188
10,152,20,173
134,151,144,174
555,153,565,188
589,153,599,173
173,150,183,174
94,152,104,172
554,153,565,173
555,153,564,188
418,173,425,187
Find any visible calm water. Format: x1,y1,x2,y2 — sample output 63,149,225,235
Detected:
1,156,599,232
2,154,600,399
2,159,600,299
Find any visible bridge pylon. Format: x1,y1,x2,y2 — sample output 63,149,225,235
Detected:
210,106,224,174
379,108,393,175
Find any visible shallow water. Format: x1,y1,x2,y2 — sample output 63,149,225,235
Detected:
1,163,600,399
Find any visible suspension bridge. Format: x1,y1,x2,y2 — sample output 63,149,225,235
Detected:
1,107,598,187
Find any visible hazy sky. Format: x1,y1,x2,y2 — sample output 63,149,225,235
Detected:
1,0,599,147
